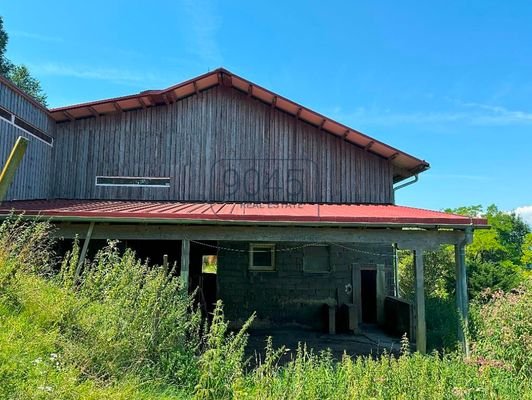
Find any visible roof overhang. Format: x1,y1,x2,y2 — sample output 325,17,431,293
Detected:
0,200,489,230
48,68,430,182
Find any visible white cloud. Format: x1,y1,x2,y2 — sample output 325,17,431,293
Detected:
27,62,163,86
11,30,64,43
425,173,491,181
332,100,532,127
515,205,532,226
181,0,223,66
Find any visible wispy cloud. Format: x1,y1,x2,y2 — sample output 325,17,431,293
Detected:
515,205,532,226
27,62,165,87
181,0,222,66
11,30,64,43
332,100,532,127
425,173,491,182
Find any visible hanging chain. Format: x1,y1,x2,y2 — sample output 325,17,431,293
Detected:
188,238,396,258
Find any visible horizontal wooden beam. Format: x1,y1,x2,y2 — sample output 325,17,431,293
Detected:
54,222,466,248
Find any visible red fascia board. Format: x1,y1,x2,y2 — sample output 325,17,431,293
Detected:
49,68,222,113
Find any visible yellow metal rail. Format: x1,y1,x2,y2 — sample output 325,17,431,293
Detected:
0,136,29,202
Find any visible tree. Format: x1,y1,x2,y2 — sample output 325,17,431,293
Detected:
400,205,530,301
7,65,47,105
0,16,12,75
0,16,47,106
522,233,532,267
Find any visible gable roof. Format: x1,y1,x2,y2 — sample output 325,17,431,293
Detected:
43,68,427,181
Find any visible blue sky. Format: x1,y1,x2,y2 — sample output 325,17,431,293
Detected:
2,1,531,222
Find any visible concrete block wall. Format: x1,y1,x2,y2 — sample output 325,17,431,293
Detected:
217,241,394,330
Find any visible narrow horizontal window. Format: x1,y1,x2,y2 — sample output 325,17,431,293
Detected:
0,106,53,146
0,106,12,121
249,243,275,271
13,116,53,145
95,176,171,187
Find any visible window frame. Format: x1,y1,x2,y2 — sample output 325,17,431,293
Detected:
95,176,171,188
249,243,276,271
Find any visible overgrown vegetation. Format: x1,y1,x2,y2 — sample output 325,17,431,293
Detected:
0,217,530,399
398,204,531,351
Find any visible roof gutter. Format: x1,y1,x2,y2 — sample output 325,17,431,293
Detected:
394,174,419,192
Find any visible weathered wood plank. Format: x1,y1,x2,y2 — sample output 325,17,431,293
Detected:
52,85,394,203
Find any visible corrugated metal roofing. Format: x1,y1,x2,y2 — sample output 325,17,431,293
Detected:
0,200,488,228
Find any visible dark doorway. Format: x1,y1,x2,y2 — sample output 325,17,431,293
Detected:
188,241,218,318
360,269,377,323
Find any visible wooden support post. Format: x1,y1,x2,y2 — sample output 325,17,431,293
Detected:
414,249,427,354
393,244,401,297
327,305,336,335
455,243,470,356
181,239,190,291
351,263,359,334
0,136,28,202
376,263,386,324
74,222,95,284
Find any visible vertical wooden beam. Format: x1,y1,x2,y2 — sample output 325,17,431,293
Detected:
327,305,336,335
393,244,401,297
376,263,386,324
350,263,359,334
181,239,190,291
74,221,95,284
414,249,427,354
455,243,470,356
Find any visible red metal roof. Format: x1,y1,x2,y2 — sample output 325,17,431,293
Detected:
47,68,429,181
0,200,488,228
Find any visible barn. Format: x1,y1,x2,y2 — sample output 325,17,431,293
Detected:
0,68,487,353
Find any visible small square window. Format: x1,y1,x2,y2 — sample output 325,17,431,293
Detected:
303,245,330,273
249,243,275,271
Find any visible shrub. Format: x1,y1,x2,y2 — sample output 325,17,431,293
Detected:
470,277,532,377
0,218,200,397
58,241,202,386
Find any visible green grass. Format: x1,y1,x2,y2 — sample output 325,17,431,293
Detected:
0,218,530,399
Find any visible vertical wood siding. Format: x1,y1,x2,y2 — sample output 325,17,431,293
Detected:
53,86,394,203
0,82,54,201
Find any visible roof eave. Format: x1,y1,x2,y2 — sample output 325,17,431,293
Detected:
0,212,489,230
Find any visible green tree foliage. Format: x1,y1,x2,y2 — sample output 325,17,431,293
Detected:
451,205,529,297
7,64,47,105
0,16,12,75
0,16,47,106
398,204,530,351
521,233,532,267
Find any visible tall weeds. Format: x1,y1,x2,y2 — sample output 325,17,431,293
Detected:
0,218,530,399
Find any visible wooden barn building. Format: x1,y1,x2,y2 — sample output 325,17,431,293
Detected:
0,68,487,353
